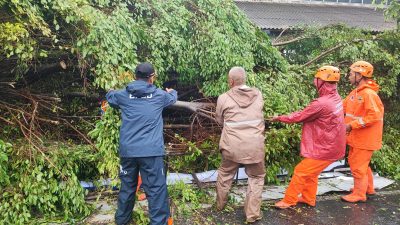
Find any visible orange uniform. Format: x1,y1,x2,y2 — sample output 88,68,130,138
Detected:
282,158,332,206
343,80,384,150
274,66,345,209
342,80,384,202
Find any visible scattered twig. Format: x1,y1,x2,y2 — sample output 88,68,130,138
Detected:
61,119,98,150
192,173,206,189
164,124,192,129
0,115,14,125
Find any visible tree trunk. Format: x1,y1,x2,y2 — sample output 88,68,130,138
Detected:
16,61,69,88
168,100,215,113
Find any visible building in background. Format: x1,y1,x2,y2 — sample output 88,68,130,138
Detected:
235,0,396,35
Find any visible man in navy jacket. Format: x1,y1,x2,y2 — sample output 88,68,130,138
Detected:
107,62,177,225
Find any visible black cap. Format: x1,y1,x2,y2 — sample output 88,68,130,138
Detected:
135,62,155,78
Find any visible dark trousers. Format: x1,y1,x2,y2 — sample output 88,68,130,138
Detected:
115,156,170,225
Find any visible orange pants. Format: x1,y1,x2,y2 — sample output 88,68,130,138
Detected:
283,158,333,206
348,147,375,198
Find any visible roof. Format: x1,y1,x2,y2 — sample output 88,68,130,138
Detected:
235,2,397,32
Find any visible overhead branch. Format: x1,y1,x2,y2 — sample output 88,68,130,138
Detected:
272,36,309,46
274,27,289,42
302,39,365,67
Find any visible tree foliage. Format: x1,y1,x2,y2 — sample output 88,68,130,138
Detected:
0,0,399,223
0,141,94,224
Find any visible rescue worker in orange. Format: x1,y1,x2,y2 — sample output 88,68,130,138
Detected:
271,66,346,209
341,61,384,203
215,67,265,223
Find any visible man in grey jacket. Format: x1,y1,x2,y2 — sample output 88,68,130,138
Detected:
106,62,177,225
215,67,265,223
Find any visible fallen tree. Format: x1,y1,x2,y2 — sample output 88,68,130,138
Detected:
1,0,400,224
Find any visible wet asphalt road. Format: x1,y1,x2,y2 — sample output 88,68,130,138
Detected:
183,190,400,225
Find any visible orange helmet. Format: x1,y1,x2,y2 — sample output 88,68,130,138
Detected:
315,66,340,82
350,61,373,78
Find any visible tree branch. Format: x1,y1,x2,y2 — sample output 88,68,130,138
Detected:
169,100,217,122
0,115,14,125
302,39,365,67
15,61,69,88
63,92,101,101
275,28,289,41
169,100,215,113
272,36,309,46
61,119,98,150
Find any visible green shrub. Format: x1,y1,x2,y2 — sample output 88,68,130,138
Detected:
371,127,400,180
0,142,95,224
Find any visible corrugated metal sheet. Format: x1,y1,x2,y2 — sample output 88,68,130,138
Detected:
235,2,396,31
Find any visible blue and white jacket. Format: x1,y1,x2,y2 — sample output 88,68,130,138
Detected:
106,80,177,157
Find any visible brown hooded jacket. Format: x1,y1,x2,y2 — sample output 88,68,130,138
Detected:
215,85,265,164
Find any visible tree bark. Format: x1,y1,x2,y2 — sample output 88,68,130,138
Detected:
168,101,216,122
272,36,309,46
64,92,101,101
16,61,69,88
168,100,215,113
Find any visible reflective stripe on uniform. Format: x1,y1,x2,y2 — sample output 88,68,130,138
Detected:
345,113,359,118
358,118,366,127
346,113,383,125
345,113,363,120
225,119,263,127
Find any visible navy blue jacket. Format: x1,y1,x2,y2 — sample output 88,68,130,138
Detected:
106,80,177,157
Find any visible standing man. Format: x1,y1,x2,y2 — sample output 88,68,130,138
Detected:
215,67,266,224
106,62,177,225
341,61,384,203
272,66,346,209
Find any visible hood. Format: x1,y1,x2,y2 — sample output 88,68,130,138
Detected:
314,79,338,97
126,80,157,97
357,80,380,93
227,85,259,108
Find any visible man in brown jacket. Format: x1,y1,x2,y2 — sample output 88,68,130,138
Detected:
215,67,265,223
